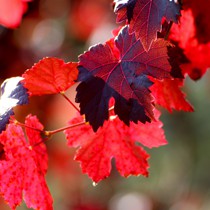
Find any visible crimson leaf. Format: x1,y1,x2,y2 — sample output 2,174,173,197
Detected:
169,9,210,80
22,57,78,96
0,115,52,210
114,0,181,50
150,78,194,112
76,26,171,131
65,109,166,183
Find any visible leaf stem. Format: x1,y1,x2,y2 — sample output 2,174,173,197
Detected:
12,118,86,138
12,119,44,133
32,121,86,148
45,121,86,136
60,92,80,113
13,118,86,148
31,137,50,148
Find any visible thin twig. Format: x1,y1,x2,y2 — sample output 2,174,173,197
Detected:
31,137,50,148
60,92,80,113
12,118,86,148
31,121,86,147
12,119,44,133
44,121,86,136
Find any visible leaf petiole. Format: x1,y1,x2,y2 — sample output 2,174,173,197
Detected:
12,118,86,148
60,91,80,113
31,121,86,147
44,121,86,136
12,119,44,133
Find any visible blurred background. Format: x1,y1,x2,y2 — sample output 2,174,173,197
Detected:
1,0,210,209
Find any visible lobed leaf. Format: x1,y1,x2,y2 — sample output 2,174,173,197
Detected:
150,78,194,112
65,109,167,183
114,0,181,50
170,9,210,80
0,115,53,210
76,26,172,131
22,57,78,96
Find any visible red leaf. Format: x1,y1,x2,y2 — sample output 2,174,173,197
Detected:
114,0,181,50
77,26,172,131
65,110,167,183
183,0,210,44
0,0,29,28
150,78,193,112
170,9,210,80
22,57,78,96
128,109,167,148
25,115,48,173
0,115,53,210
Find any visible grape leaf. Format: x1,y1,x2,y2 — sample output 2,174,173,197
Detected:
22,57,78,96
0,115,53,210
65,109,166,183
0,77,29,133
170,9,210,80
114,0,136,23
114,0,181,50
150,78,193,112
76,26,172,131
167,44,188,79
0,0,29,28
183,0,210,44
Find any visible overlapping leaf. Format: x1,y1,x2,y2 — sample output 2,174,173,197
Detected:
65,109,167,183
22,57,78,96
114,0,181,50
0,77,28,133
170,9,210,80
0,0,30,28
76,26,172,131
114,0,136,23
183,0,210,44
0,115,52,210
150,78,193,112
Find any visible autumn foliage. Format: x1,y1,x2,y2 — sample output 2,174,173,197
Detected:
0,0,210,209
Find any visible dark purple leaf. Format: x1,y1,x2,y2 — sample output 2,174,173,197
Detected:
76,26,172,131
115,0,181,50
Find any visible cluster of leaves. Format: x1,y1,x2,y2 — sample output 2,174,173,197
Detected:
0,0,210,209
